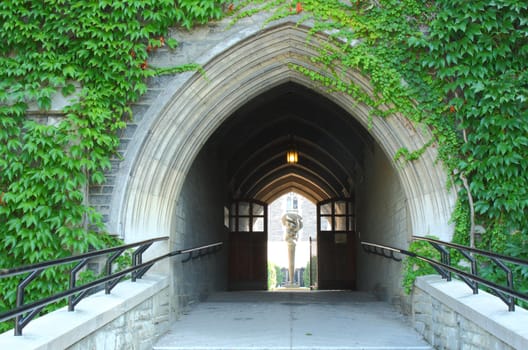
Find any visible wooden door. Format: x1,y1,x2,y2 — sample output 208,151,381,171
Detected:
317,198,356,290
228,200,268,290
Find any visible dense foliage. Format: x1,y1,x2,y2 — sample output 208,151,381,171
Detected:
233,0,527,293
401,237,440,294
267,262,284,289
418,1,528,234
0,0,526,330
238,0,527,233
0,0,227,331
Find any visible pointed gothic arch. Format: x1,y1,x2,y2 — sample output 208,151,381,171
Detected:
112,22,455,244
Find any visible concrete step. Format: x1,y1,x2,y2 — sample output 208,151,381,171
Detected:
155,347,432,350
153,291,432,350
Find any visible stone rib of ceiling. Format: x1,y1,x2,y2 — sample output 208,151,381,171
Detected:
209,82,372,204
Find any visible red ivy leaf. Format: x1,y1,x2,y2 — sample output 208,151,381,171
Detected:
296,2,303,14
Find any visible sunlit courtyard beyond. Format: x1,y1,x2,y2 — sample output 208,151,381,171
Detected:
267,193,316,289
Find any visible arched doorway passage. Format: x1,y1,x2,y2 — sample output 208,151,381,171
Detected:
111,22,455,302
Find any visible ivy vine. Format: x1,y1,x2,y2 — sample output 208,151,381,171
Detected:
233,0,527,294
0,0,527,331
0,0,227,331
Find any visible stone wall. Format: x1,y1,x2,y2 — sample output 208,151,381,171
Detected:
0,275,170,350
412,275,528,350
68,283,169,350
171,142,229,312
356,142,408,304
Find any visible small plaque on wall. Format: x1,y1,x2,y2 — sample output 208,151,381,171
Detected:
335,233,347,244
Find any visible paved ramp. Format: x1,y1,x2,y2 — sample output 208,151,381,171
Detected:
154,291,431,350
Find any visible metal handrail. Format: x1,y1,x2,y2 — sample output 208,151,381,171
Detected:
411,236,528,311
0,238,223,335
361,242,402,262
412,236,528,266
361,239,528,312
0,237,169,278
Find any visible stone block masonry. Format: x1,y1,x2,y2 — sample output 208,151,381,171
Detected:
67,281,169,350
0,275,169,350
412,275,528,350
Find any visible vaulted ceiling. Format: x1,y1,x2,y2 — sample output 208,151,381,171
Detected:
208,82,373,203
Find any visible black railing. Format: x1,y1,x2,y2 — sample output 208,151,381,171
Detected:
0,237,223,335
361,236,528,312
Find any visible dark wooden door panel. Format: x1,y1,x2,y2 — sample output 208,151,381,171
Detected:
228,200,268,290
317,198,356,290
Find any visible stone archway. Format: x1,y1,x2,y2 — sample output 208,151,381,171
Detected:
110,21,455,246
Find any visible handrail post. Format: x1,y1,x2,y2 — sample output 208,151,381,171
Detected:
491,257,515,311
182,251,193,263
105,248,126,294
15,269,43,336
132,243,153,282
69,258,89,311
429,242,451,281
457,249,478,294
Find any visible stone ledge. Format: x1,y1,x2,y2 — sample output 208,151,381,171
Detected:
415,275,528,349
0,274,169,350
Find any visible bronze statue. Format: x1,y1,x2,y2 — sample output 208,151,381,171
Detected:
281,212,303,286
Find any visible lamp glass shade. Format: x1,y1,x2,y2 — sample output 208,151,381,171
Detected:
286,150,298,164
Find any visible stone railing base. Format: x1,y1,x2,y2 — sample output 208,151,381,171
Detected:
0,274,169,350
413,275,528,350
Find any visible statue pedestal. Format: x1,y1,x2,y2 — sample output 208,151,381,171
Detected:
287,242,296,286
284,283,300,289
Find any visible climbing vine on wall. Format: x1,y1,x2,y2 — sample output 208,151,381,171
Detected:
232,0,528,292
0,0,527,330
0,0,227,331
412,1,528,296
236,1,527,226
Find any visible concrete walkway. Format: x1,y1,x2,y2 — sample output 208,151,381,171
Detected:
154,290,432,350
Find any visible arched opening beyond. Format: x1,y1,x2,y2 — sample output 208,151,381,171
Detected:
114,22,455,300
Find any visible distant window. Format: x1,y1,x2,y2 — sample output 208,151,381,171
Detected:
286,192,298,211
